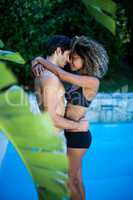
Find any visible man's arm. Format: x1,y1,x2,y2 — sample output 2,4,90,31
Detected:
33,57,100,90
41,75,88,132
32,60,99,102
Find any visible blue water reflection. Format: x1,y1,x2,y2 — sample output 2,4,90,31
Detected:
0,132,38,200
83,122,133,200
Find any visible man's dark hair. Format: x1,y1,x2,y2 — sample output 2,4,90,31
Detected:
47,35,71,55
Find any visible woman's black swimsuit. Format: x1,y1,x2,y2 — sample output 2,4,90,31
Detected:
65,84,92,149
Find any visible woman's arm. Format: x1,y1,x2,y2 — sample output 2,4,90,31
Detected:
35,57,99,89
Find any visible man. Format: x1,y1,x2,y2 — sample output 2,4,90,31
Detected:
32,35,90,200
32,35,88,141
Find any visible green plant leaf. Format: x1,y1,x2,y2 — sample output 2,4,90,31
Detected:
0,62,16,89
41,189,64,200
82,0,117,15
85,5,116,35
14,136,63,151
22,150,68,172
31,166,68,199
0,87,69,199
0,40,4,48
41,0,50,5
0,50,25,64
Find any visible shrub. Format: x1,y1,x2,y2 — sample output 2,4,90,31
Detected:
0,0,130,89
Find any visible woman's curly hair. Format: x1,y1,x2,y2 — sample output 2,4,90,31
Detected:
70,36,109,79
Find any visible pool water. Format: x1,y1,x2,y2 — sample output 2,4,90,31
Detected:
83,122,133,200
0,132,38,200
0,122,133,200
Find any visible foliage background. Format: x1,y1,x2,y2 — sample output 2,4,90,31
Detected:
0,0,132,92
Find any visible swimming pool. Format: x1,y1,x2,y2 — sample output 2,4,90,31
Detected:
83,122,133,200
0,132,38,200
0,122,133,200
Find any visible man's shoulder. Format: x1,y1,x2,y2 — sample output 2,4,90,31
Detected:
40,70,60,87
45,71,59,81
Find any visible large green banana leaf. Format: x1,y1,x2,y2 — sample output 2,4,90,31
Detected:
0,48,21,89
84,4,116,35
0,62,16,89
0,55,69,199
0,50,25,64
83,0,117,15
82,0,117,35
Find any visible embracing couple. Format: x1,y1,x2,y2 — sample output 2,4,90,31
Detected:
32,35,108,200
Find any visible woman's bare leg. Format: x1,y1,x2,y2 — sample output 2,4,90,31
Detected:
67,147,87,200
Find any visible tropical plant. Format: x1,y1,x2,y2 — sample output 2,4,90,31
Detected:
81,0,117,35
0,0,130,91
41,0,117,35
0,43,69,200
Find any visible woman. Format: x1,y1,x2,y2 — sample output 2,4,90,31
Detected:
33,36,109,200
